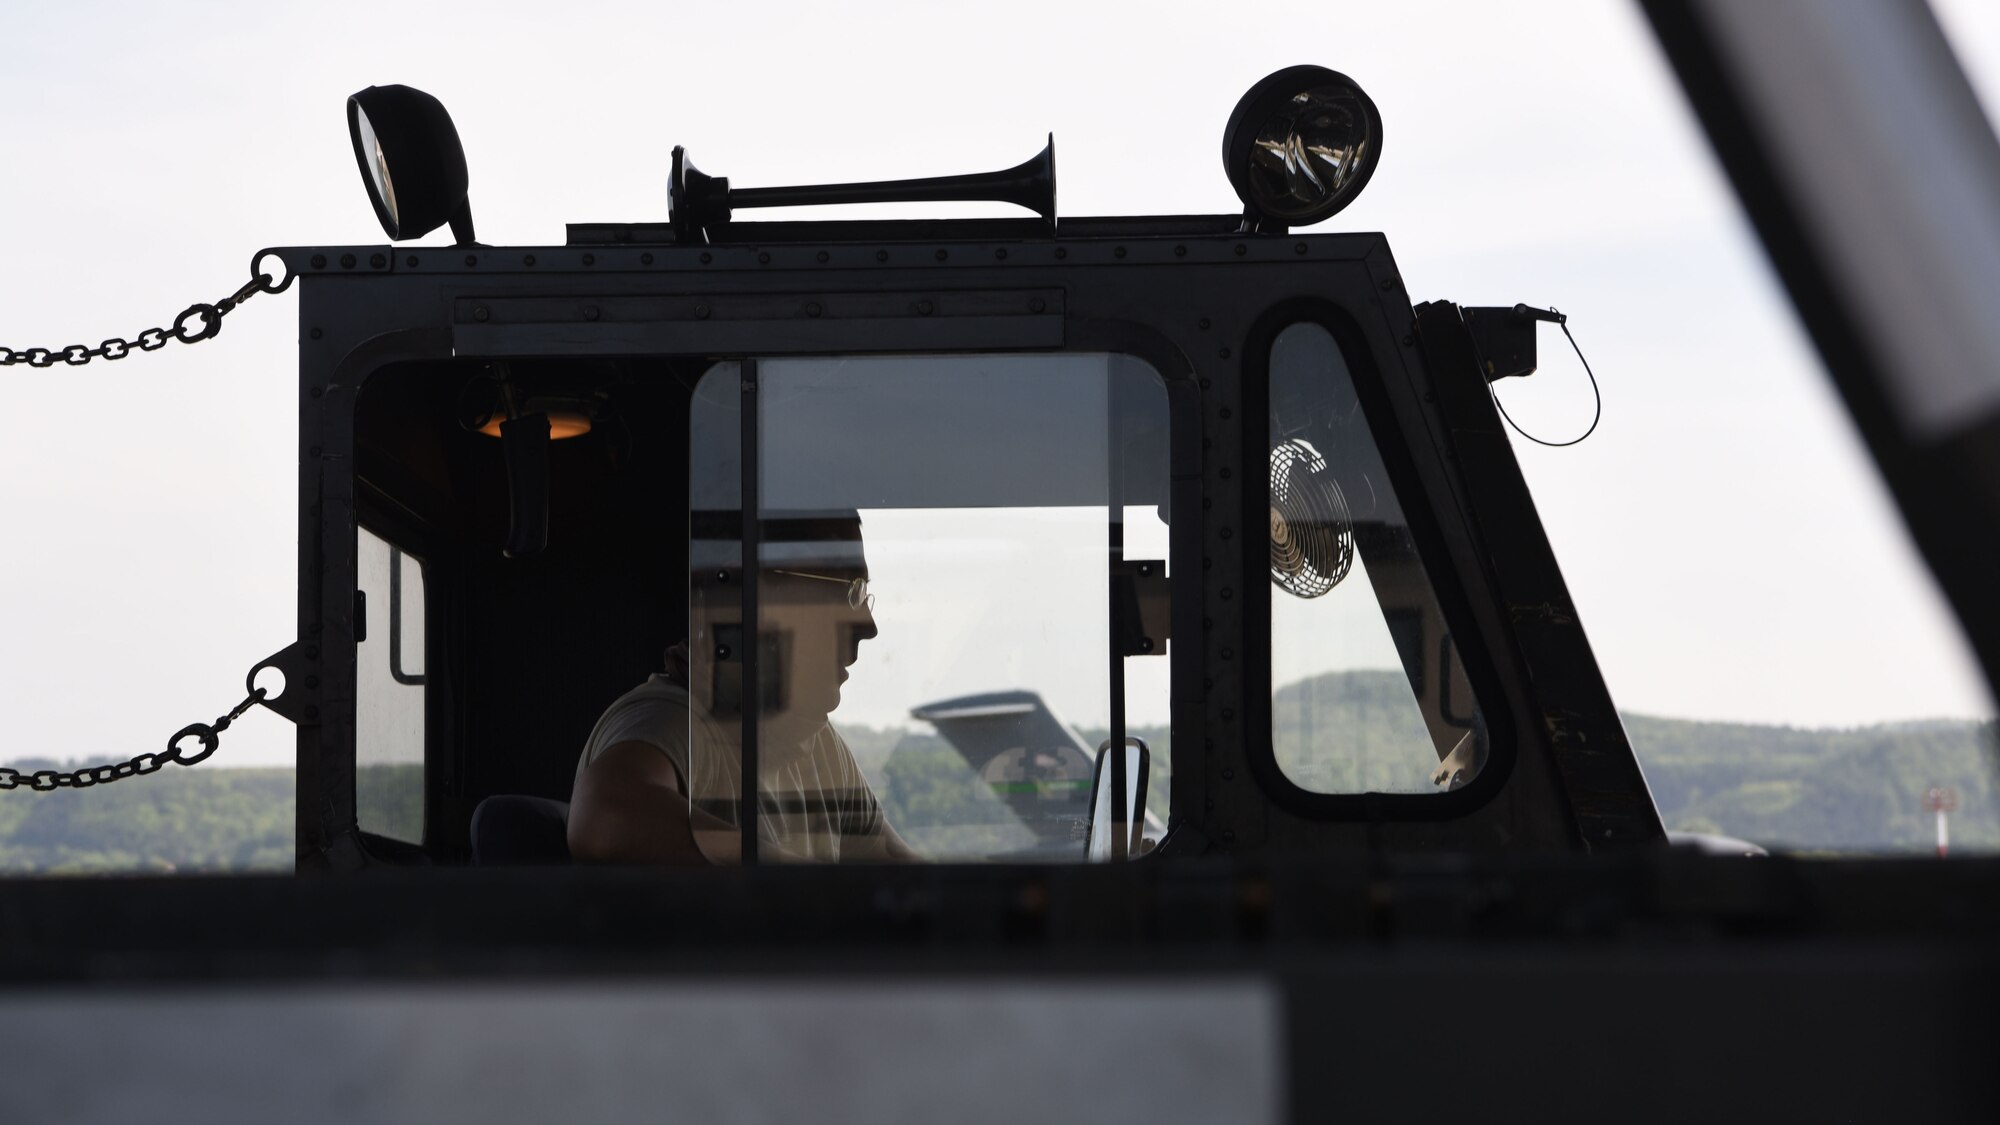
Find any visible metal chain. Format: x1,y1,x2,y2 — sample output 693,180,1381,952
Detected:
0,255,288,788
0,688,267,792
0,266,286,368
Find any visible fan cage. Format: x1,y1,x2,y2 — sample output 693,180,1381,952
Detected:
1269,439,1354,598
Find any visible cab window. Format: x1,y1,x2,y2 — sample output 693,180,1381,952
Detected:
1267,322,1487,794
686,353,1174,862
356,526,426,844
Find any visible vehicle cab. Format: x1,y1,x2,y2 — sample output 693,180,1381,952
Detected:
254,68,1662,871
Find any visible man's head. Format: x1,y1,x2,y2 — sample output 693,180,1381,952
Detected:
688,510,876,748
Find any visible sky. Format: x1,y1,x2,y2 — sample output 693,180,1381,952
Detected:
1,0,1997,768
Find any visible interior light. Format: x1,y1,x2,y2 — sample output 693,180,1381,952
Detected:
477,411,593,441
346,84,476,244
1223,66,1383,229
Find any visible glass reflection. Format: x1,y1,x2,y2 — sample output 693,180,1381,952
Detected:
688,354,1173,862
1246,85,1374,221
1268,323,1487,794
685,515,899,863
354,105,398,226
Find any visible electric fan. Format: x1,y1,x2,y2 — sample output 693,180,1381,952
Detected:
1268,438,1354,598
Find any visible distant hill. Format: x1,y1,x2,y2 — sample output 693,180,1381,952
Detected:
0,763,417,874
1627,712,1998,852
1268,670,1453,794
2,670,1993,870
0,765,293,873
1244,670,1997,852
1240,669,1997,852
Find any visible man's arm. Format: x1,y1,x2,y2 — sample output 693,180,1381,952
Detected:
878,823,924,862
569,740,808,865
568,741,711,864
816,725,924,864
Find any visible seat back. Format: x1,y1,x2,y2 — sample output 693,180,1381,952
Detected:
470,795,573,865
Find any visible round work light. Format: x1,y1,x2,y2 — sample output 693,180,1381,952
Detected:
347,85,476,244
1223,66,1382,228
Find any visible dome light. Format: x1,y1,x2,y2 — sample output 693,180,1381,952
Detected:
476,411,592,441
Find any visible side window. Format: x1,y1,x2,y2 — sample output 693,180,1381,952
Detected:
687,354,1174,863
356,526,426,843
1267,322,1487,794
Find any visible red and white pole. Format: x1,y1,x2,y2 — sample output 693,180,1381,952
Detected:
1923,787,1958,859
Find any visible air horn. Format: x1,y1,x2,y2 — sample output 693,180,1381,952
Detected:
669,136,1056,241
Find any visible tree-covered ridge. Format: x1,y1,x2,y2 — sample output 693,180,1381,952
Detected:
2,670,1994,871
0,763,422,873
1627,713,1999,851
1246,671,1998,851
0,763,293,873
1268,670,1456,795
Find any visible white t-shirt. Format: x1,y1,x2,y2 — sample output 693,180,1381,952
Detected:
574,674,885,863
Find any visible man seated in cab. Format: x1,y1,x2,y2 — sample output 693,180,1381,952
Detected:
568,512,921,864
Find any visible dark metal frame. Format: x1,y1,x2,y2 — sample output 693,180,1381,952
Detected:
260,221,1654,868
352,483,456,850
386,546,425,687
738,358,762,865
4,850,1996,1118
1240,299,1522,822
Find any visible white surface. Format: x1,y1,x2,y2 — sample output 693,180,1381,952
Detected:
0,978,1279,1125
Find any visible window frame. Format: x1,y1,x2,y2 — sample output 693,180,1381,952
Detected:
1240,301,1519,821
352,507,445,859
699,345,1195,863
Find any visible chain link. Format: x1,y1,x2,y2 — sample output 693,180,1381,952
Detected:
0,688,267,792
0,268,284,369
0,256,289,789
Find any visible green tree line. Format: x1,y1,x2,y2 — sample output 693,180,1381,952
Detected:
4,670,1995,871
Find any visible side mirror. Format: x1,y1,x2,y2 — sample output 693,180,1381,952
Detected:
1086,737,1151,861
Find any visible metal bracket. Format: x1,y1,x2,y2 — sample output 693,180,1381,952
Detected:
1111,559,1171,656
247,642,317,725
1461,306,1540,382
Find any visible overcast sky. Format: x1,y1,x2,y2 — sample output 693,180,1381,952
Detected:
2,1,1996,767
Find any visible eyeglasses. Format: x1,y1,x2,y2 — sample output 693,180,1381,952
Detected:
770,569,875,612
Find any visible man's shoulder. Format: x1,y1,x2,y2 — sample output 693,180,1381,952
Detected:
811,724,876,785
580,674,696,773
609,673,692,713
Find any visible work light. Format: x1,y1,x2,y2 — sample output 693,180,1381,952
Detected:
346,84,476,244
1223,66,1382,229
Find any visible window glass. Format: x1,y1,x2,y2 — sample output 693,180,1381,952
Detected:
688,354,1172,862
356,527,426,843
1268,323,1486,794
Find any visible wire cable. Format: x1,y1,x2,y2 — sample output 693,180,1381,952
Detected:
1490,308,1602,448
